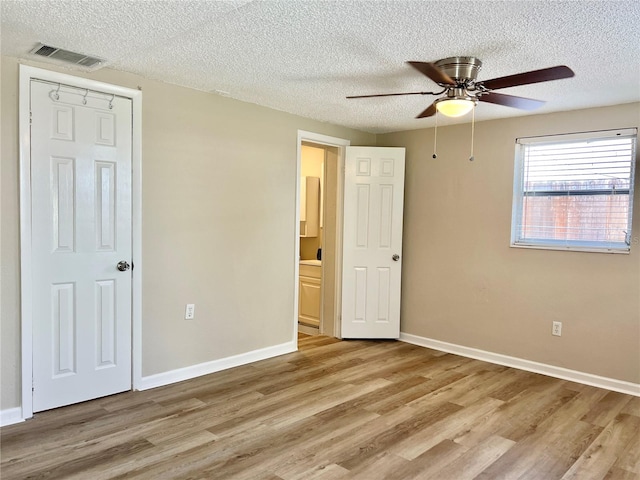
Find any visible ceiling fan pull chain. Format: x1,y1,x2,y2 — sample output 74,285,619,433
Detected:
432,111,438,159
469,107,475,162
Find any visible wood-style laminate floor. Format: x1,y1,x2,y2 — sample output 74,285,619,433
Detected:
1,334,639,479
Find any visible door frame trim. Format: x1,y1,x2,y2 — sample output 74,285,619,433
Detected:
295,131,350,341
19,65,143,420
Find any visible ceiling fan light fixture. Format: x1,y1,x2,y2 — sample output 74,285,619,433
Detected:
435,97,476,117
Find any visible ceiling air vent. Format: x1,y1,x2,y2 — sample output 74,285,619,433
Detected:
29,43,104,70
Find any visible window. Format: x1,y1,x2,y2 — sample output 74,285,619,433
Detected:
511,128,637,253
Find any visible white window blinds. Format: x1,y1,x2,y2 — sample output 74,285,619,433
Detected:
511,128,637,253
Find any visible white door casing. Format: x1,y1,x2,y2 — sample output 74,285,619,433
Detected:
21,67,141,415
295,131,350,340
341,147,406,339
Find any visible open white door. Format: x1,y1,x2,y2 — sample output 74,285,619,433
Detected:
341,146,406,338
30,79,133,412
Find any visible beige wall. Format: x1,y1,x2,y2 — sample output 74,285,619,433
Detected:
2,53,638,413
378,103,640,384
0,55,375,410
321,147,340,337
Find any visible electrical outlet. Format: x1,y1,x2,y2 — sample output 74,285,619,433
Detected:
552,321,562,336
185,304,195,320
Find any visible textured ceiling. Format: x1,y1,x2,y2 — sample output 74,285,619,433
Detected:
2,0,640,133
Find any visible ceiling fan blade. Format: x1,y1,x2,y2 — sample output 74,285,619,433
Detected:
416,102,437,118
479,65,574,90
346,91,438,99
479,92,546,110
407,61,456,86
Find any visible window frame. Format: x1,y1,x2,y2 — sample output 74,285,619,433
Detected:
510,128,637,254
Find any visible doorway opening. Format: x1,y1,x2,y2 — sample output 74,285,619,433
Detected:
295,131,350,343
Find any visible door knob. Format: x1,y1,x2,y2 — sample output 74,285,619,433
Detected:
116,260,131,271
392,254,400,261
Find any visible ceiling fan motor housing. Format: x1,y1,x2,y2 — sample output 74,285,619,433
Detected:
434,56,482,84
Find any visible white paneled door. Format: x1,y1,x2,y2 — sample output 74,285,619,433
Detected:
30,80,132,412
341,147,406,338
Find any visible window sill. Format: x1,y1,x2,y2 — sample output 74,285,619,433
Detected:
510,242,631,254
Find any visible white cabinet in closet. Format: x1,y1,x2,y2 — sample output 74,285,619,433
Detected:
300,176,320,237
299,263,321,327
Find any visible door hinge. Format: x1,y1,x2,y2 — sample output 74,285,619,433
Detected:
29,111,33,125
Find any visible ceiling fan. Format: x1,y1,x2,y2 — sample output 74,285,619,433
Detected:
347,56,575,118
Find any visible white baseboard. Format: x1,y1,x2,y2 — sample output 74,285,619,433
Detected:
0,407,25,427
139,340,297,391
399,332,640,397
298,324,319,336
